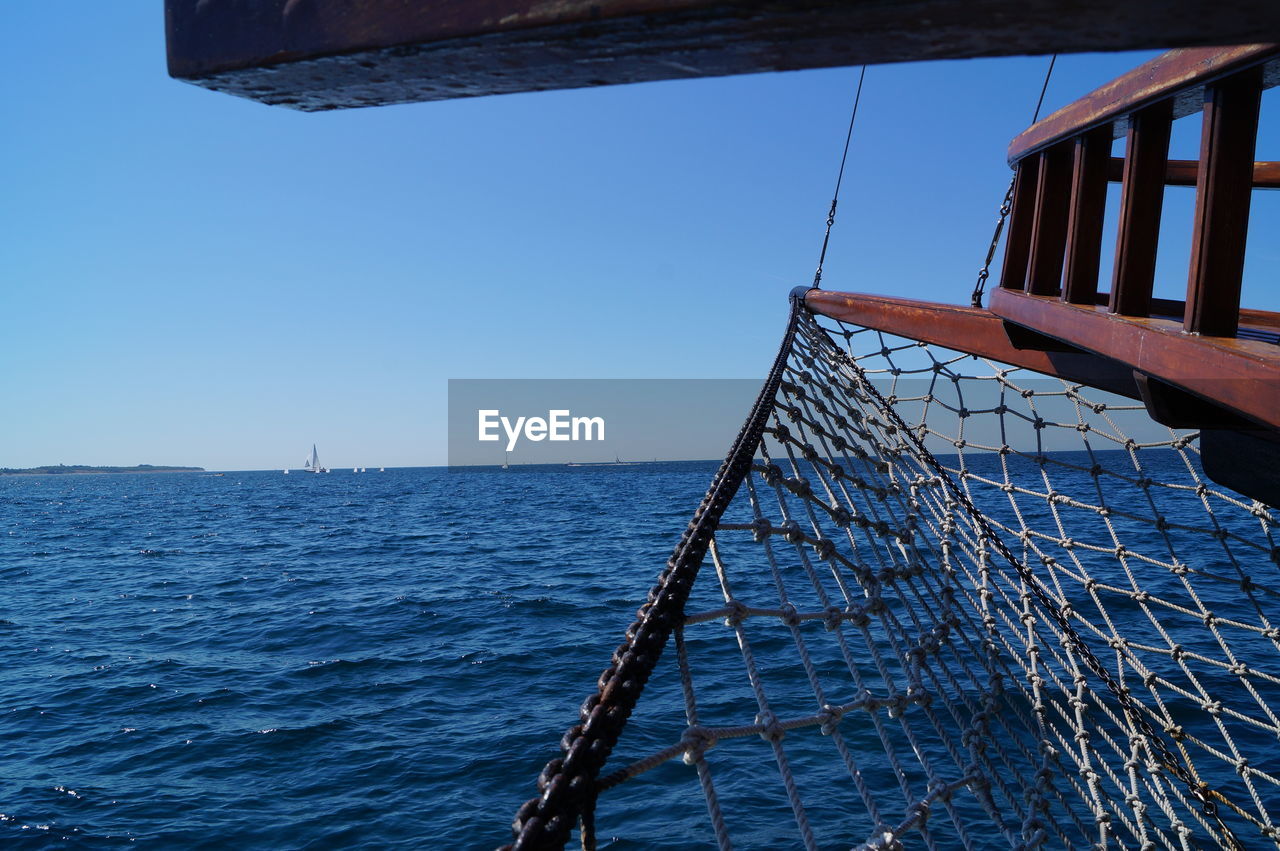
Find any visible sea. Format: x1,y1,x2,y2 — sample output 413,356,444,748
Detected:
0,464,722,849
2,457,1274,849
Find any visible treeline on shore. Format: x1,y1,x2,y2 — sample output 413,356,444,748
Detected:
0,464,205,475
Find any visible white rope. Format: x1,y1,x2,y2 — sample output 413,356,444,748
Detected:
586,309,1279,848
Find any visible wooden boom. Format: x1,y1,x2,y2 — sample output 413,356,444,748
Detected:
165,0,1280,110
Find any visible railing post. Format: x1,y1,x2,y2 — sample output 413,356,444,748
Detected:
1062,126,1112,305
1110,101,1172,317
999,158,1040,292
1025,142,1074,296
1185,66,1263,337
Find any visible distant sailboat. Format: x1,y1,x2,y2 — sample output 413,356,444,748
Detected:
303,444,327,473
502,452,510,470
379,467,385,472
283,468,290,474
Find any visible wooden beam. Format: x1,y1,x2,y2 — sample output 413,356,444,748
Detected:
1062,126,1112,305
1110,101,1172,318
990,288,1280,430
999,159,1040,293
1185,66,1264,337
1025,143,1073,297
1106,157,1280,187
1201,429,1280,506
164,2,1280,111
802,290,1140,400
1009,44,1280,163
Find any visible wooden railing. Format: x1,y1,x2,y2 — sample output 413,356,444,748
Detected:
999,44,1280,337
806,46,1280,501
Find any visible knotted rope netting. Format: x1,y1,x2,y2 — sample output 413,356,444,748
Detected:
504,296,1279,850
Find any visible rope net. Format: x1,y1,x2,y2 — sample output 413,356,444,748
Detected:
505,301,1280,850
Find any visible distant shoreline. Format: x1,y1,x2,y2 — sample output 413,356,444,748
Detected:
0,465,205,476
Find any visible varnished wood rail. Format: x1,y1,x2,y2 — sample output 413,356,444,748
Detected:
998,45,1280,341
1105,158,1280,187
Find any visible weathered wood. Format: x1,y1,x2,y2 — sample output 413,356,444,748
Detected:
1025,144,1073,296
1241,308,1280,330
1201,429,1280,506
802,290,1140,399
1106,157,1280,187
1110,101,1172,318
999,160,1040,293
1009,45,1280,162
1062,127,1112,305
1185,67,1263,337
1135,373,1257,428
990,288,1280,430
164,2,1280,110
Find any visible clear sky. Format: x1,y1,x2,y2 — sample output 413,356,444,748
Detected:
3,5,1278,470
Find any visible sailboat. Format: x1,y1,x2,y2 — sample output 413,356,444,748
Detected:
502,452,509,470
302,444,327,473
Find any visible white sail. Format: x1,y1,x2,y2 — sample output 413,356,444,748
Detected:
305,444,320,472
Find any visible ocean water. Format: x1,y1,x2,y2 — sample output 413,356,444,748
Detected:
2,456,1276,849
0,465,717,849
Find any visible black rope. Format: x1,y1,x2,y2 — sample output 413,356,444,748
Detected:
503,298,808,851
1030,54,1057,127
970,54,1058,308
812,65,867,289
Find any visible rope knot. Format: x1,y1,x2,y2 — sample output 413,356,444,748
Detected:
724,599,749,627
680,725,716,764
929,779,954,804
906,683,931,709
818,703,844,734
755,711,786,743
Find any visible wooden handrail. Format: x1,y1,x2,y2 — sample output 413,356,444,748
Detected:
1008,45,1280,164
999,45,1275,338
1106,158,1280,187
802,290,1141,399
990,289,1280,431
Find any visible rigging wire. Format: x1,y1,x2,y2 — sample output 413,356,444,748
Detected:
970,54,1058,307
812,65,867,289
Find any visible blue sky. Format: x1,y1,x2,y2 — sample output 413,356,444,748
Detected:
3,5,1277,470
